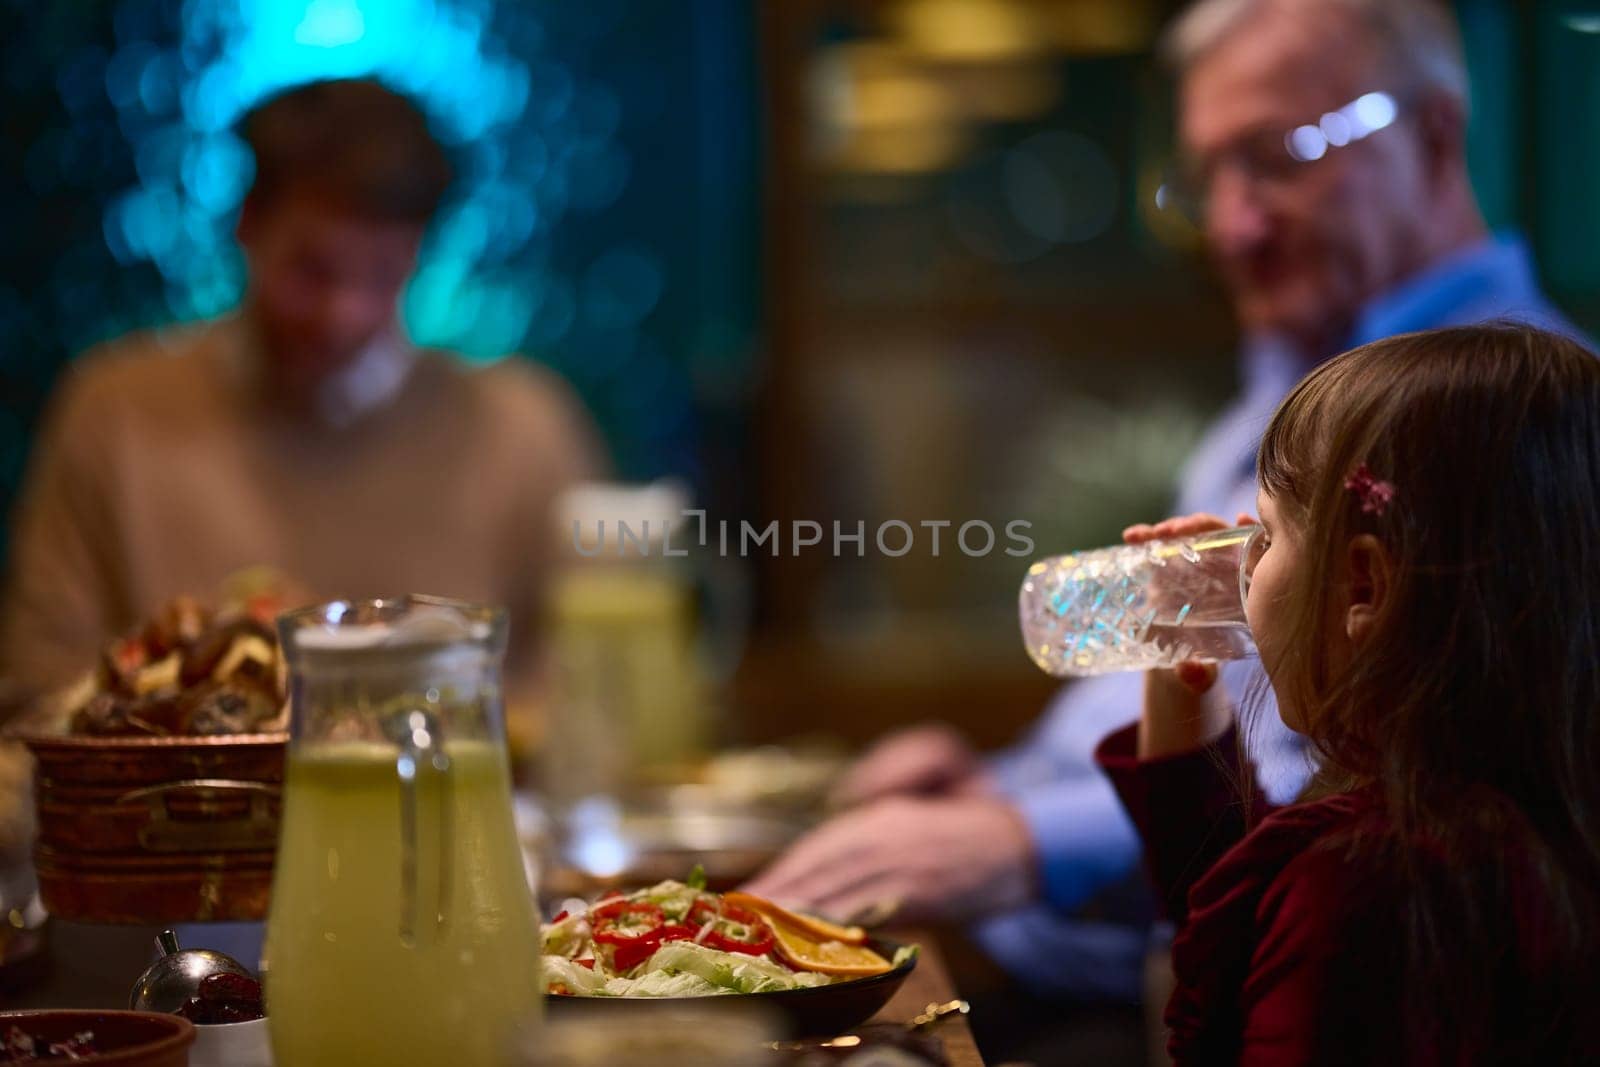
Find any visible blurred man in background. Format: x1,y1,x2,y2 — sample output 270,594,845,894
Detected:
0,78,602,710
749,0,1588,1047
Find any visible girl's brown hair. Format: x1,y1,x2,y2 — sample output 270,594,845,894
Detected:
1257,322,1600,1057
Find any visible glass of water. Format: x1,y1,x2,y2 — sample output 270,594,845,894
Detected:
1019,525,1264,678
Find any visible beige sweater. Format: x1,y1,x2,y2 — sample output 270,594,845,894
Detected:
0,317,603,704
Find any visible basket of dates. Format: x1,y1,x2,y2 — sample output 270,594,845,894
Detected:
18,594,290,923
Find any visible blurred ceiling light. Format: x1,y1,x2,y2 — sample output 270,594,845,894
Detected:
890,0,1049,64
941,62,1061,122
1039,0,1160,54
1562,14,1600,33
828,125,972,175
813,43,956,131
833,39,916,80
824,173,927,204
852,69,952,130
811,41,971,174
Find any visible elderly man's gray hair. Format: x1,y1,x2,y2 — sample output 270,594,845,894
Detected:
1163,0,1469,109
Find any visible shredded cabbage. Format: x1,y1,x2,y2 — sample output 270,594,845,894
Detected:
604,970,722,998
541,913,591,957
635,879,704,923
541,955,608,995
643,941,833,994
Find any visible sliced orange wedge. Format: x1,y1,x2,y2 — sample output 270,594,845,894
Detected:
722,892,868,946
766,921,893,977
722,892,890,976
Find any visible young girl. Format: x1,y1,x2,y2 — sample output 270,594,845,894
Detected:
1097,323,1600,1064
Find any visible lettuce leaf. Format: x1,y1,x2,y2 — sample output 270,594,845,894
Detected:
541,913,591,957
635,879,705,923
641,941,834,994
541,955,608,995
604,970,722,998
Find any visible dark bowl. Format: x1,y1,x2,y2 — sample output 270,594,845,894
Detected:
546,937,918,1038
0,1010,195,1065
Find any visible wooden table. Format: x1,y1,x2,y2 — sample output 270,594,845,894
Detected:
869,933,984,1067
14,920,988,1064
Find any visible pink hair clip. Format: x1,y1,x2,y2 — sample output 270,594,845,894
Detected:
1344,463,1396,516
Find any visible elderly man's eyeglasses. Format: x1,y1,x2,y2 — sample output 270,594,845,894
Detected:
1156,91,1402,225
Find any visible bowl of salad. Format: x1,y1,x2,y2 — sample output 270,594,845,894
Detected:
541,873,917,1036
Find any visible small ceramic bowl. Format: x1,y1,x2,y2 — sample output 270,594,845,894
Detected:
188,1016,272,1067
0,1010,195,1065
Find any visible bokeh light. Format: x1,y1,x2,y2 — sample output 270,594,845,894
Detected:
98,0,595,349
0,0,761,546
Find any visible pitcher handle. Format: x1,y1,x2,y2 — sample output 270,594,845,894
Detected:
386,708,453,945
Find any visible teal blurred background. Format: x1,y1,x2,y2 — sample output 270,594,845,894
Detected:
0,0,763,544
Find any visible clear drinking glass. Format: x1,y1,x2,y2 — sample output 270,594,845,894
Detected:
265,596,541,1065
1019,525,1263,678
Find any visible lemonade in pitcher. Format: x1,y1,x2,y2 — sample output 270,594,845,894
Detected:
266,598,540,1065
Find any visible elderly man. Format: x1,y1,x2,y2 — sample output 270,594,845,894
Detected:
748,0,1588,1004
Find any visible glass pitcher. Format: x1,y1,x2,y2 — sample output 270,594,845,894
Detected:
264,596,540,1065
543,482,708,808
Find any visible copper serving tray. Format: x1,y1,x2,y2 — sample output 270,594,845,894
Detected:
21,732,288,923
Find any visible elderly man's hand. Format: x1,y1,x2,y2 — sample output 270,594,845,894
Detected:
830,724,991,808
741,796,1037,925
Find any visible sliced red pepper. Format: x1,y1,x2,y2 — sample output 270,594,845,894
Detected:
552,910,570,923
575,958,595,970
611,925,694,971
594,900,661,932
687,900,775,956
591,901,698,971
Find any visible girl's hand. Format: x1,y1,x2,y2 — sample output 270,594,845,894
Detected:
1123,512,1254,758
1120,512,1252,544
